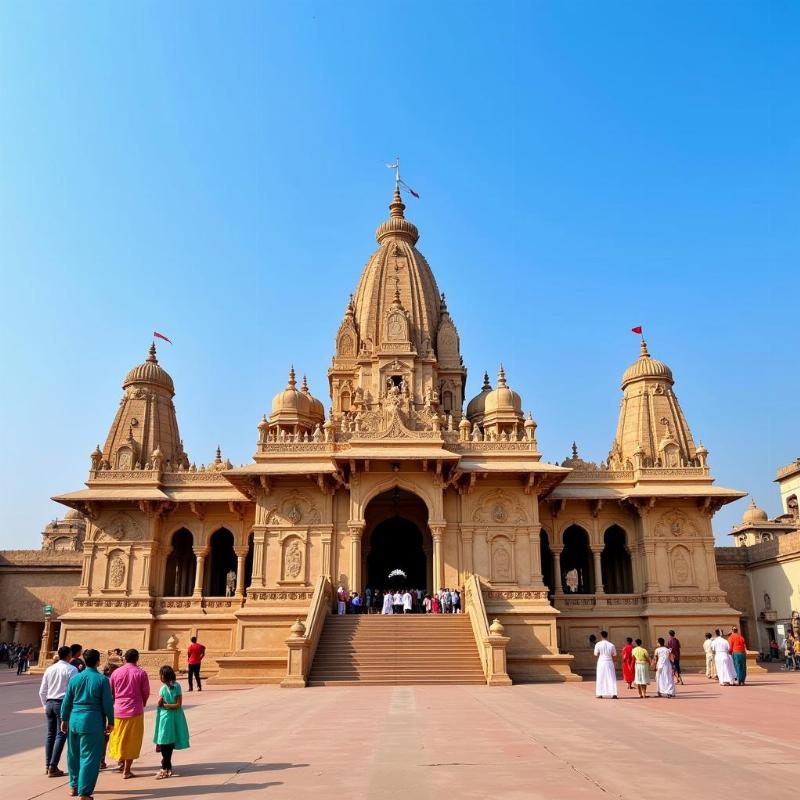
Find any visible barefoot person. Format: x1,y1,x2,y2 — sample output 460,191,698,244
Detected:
60,648,114,800
621,637,635,690
632,639,650,699
593,630,618,699
153,665,190,780
653,637,676,698
108,648,150,779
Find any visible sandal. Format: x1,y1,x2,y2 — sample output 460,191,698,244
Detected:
123,772,136,779
155,769,169,780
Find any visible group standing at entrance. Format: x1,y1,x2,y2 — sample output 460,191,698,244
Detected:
335,586,462,614
594,626,751,700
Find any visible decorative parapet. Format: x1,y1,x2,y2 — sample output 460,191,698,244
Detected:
776,458,800,481
564,466,709,483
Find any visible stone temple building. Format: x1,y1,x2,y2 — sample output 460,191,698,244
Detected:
45,185,750,683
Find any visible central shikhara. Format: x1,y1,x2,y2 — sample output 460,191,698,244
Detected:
53,186,745,684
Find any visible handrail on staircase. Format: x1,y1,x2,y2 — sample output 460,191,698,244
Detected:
464,573,512,686
281,575,331,688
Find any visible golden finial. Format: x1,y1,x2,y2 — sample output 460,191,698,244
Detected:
147,342,158,363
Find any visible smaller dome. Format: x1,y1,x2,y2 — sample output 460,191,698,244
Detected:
301,375,325,423
271,367,310,417
484,365,522,416
123,343,175,395
64,509,83,520
375,188,420,245
466,372,493,421
742,498,768,525
621,340,673,389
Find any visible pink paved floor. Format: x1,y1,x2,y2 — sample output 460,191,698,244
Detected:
1,667,798,799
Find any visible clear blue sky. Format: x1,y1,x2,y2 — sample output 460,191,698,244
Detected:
1,1,797,549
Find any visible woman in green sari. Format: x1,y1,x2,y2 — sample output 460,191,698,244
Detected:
153,665,190,779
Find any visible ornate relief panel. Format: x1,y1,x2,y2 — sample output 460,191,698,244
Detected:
472,489,529,526
266,491,322,527
105,548,128,591
278,529,309,585
489,533,516,584
668,544,695,587
654,508,698,539
95,511,143,543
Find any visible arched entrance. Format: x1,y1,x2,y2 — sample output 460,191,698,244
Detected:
363,488,432,594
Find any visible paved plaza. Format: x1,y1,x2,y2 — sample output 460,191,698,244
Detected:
1,668,798,799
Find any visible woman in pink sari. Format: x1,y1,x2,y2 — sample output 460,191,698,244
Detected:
621,637,635,689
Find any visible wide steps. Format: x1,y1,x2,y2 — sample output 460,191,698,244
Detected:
308,613,486,686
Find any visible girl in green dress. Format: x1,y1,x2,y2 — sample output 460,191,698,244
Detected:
153,665,190,779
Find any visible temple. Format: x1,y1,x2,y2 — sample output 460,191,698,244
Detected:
49,185,748,684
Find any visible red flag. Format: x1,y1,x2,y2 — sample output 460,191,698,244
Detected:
153,331,173,344
631,326,643,335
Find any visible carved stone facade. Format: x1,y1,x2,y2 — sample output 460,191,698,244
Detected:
41,184,751,682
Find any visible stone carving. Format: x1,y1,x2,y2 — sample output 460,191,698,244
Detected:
485,590,549,600
225,570,236,597
338,333,354,356
246,590,314,601
285,539,303,579
493,545,511,581
267,491,321,526
670,546,692,585
108,555,126,588
492,504,507,523
473,490,528,524
387,311,406,341
655,509,698,538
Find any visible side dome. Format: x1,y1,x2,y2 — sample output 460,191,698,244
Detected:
621,340,673,389
742,498,768,525
300,375,325,425
123,343,175,395
484,365,522,415
64,509,84,520
466,372,493,423
271,367,310,417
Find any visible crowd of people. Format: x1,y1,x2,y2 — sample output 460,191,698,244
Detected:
35,637,203,800
593,626,755,699
1,641,37,674
777,633,800,670
335,586,462,615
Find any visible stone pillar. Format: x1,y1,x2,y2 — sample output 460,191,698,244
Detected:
320,529,333,581
139,551,152,594
250,528,266,588
430,523,446,593
37,616,53,668
348,523,364,593
192,548,208,598
591,546,604,594
529,523,543,586
234,546,249,598
460,526,474,575
552,547,563,592
634,503,660,592
79,544,96,593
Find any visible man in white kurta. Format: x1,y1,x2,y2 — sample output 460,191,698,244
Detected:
381,592,394,615
710,631,736,685
703,633,717,680
593,631,618,698
401,590,413,614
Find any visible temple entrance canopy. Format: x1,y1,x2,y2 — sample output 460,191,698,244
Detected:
364,488,432,592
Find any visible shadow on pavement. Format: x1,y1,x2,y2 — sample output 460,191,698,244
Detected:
95,781,283,798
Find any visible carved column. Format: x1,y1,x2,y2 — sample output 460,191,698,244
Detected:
591,546,604,594
348,522,364,593
320,528,333,581
552,547,563,593
192,548,208,598
529,523,543,586
460,525,474,575
234,546,249,598
139,551,152,594
633,502,660,592
430,523,446,593
250,527,266,588
79,544,96,593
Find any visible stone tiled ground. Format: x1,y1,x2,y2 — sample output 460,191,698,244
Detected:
1,667,798,799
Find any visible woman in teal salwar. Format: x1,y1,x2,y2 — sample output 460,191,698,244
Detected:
153,665,190,779
60,649,114,800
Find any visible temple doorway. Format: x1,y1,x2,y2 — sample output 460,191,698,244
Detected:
363,488,432,593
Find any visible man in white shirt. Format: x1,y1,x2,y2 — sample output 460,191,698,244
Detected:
401,589,413,614
593,630,618,699
702,632,716,680
39,645,77,777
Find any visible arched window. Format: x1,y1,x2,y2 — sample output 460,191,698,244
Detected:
601,525,633,594
341,391,351,413
163,528,196,596
206,528,237,597
560,525,593,593
442,390,453,414
540,530,555,596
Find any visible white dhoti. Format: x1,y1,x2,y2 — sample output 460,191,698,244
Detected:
715,652,736,685
595,660,617,697
381,594,394,615
656,667,675,696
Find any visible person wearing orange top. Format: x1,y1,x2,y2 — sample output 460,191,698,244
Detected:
727,626,747,685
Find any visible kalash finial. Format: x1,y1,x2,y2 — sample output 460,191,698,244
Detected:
639,340,650,359
386,157,406,219
572,441,579,459
288,365,296,388
301,374,310,393
147,342,158,363
482,372,491,391
497,364,507,387
215,445,222,464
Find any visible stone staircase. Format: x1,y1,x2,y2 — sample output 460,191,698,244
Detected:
307,613,486,686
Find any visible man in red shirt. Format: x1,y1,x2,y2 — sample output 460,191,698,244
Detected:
727,626,747,685
187,637,206,692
